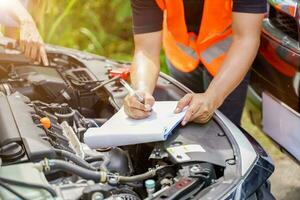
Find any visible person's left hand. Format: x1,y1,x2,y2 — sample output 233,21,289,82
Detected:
19,21,49,66
175,93,218,126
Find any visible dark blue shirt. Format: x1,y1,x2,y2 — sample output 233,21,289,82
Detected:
131,0,267,34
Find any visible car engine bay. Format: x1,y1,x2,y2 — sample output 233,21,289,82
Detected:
0,50,240,200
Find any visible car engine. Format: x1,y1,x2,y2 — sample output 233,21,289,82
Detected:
0,49,236,200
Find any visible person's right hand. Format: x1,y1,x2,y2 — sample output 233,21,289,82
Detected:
124,91,155,119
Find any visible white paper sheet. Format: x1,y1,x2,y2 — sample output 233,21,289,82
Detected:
84,101,186,149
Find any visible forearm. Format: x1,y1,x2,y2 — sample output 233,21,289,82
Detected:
4,0,34,24
131,50,160,93
205,12,264,109
131,31,162,94
2,0,33,40
206,35,260,108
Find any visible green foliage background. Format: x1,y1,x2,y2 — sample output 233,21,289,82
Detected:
30,0,134,61
29,0,168,73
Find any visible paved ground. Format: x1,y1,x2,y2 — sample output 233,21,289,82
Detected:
270,157,300,200
242,100,300,200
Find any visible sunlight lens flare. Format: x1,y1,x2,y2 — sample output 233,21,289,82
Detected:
0,0,12,9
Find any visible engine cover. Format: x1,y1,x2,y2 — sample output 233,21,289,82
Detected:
0,93,55,163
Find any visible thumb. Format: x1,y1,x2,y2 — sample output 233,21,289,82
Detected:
40,46,49,66
175,93,193,113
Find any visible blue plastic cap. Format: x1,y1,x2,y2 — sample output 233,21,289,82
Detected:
145,179,155,189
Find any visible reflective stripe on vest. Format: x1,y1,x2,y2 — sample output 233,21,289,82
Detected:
177,43,198,60
200,36,233,64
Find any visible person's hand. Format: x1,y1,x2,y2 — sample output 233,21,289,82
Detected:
19,21,49,66
124,91,155,119
175,93,218,126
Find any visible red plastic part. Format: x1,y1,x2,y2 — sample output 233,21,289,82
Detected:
108,67,130,80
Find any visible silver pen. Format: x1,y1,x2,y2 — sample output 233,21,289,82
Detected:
119,79,145,103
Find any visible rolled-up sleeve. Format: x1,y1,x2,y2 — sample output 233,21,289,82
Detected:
233,0,267,13
131,0,163,34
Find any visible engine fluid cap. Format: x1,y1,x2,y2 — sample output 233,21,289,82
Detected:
145,179,155,189
40,117,51,129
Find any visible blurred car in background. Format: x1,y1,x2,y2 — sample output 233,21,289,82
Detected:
249,0,300,163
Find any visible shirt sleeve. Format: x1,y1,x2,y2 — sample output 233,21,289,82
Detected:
130,0,163,34
233,0,268,13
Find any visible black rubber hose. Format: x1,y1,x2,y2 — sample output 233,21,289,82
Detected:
85,154,110,171
118,170,157,183
118,166,165,183
85,155,104,162
0,177,57,197
48,159,102,182
54,149,96,171
47,160,165,184
0,181,28,200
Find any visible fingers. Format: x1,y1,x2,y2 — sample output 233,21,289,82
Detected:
24,40,32,59
19,31,26,54
129,92,152,111
125,106,151,119
19,23,48,65
129,96,149,111
175,93,193,113
190,107,213,124
20,39,36,61
193,114,213,124
180,93,216,126
39,46,49,66
181,101,199,126
19,40,25,52
143,93,155,111
124,93,155,119
20,39,48,65
30,41,38,61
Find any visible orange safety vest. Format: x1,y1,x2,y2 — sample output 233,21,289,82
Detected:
156,0,233,76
